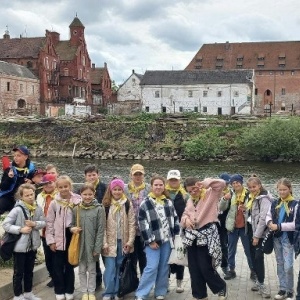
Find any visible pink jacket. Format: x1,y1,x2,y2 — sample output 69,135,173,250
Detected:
181,178,225,230
46,192,81,251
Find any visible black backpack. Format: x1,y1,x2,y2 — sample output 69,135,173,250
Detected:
105,200,130,219
0,205,28,261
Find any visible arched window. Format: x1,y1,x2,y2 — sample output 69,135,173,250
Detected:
17,99,26,108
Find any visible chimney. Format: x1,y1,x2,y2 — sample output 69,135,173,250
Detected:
92,63,95,69
104,62,107,68
3,26,10,39
132,69,135,74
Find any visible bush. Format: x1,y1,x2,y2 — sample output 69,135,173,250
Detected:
237,118,300,160
182,128,229,160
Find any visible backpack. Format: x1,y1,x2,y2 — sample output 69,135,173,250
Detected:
105,200,130,219
0,205,28,261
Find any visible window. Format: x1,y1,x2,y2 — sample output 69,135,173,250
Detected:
291,70,295,75
281,88,286,95
27,61,33,68
48,89,51,99
179,106,183,112
68,85,72,96
195,65,202,69
234,91,239,97
82,56,85,66
53,60,57,70
279,63,285,67
188,90,193,97
203,106,207,113
132,78,136,83
20,84,23,92
79,69,82,79
194,107,198,112
44,57,49,69
145,106,149,112
7,82,10,91
162,106,166,113
155,91,160,98
255,88,258,95
17,99,26,108
64,68,69,76
32,85,34,94
217,91,222,97
203,91,208,97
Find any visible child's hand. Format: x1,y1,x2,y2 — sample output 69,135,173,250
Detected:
102,245,109,254
49,243,57,252
185,218,194,230
25,220,36,227
223,193,231,200
20,225,32,234
268,222,278,231
70,227,82,234
252,237,259,246
93,252,98,257
123,243,132,254
8,169,14,178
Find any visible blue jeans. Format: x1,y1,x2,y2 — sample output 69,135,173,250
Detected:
136,241,171,299
274,233,294,293
228,227,253,270
103,240,124,298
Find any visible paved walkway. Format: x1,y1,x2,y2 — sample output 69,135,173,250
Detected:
10,242,300,300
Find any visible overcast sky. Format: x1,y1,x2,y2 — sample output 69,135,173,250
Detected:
1,0,299,84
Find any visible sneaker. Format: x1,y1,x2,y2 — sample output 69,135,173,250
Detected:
274,290,287,300
224,270,236,280
24,292,41,300
55,295,65,300
258,284,271,298
81,294,89,300
155,297,165,300
13,296,25,300
250,269,257,281
286,292,294,300
89,295,96,300
218,284,228,300
65,294,74,300
102,297,111,300
251,280,260,292
222,267,229,275
134,297,143,300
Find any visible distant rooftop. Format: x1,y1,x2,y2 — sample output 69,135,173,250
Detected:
0,60,38,79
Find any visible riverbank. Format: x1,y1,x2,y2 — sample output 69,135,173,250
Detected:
0,114,259,161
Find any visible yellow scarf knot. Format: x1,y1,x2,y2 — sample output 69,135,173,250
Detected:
15,166,29,174
165,183,188,198
22,201,37,217
232,188,247,205
111,194,127,214
79,202,96,210
246,192,259,210
148,192,167,205
128,182,146,198
40,190,57,199
191,188,206,205
56,199,75,209
275,194,294,216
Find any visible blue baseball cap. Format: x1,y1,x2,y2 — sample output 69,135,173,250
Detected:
13,145,30,156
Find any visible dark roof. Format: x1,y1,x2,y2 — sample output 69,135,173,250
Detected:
186,41,300,70
69,17,85,28
135,73,143,80
0,37,46,59
0,60,37,79
91,67,104,84
140,70,253,85
55,41,77,60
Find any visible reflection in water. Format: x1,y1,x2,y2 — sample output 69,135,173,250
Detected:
26,158,300,197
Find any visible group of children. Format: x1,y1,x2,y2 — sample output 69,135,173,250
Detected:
2,145,300,300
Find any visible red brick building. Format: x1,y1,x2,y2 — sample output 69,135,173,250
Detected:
0,17,98,115
186,41,300,114
90,62,113,110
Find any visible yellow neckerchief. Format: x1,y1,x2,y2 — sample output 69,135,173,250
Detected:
275,194,294,216
165,183,188,198
93,179,100,188
79,201,96,210
246,192,260,210
128,181,146,197
40,190,57,199
191,188,206,205
111,194,127,214
232,187,247,205
223,186,230,195
15,166,29,174
148,192,167,205
22,201,37,217
56,199,75,209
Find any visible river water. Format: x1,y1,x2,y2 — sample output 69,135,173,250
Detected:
27,158,300,197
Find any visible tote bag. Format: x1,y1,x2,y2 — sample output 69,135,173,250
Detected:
262,229,274,255
168,235,188,266
68,207,80,266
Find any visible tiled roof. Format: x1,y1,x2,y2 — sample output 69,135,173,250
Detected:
0,60,37,79
140,70,253,85
186,41,300,70
0,37,46,59
91,67,104,84
69,17,85,28
55,41,77,61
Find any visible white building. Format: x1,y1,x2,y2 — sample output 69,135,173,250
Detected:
140,70,254,115
117,70,143,102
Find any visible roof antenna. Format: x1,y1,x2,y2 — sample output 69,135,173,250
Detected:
5,25,9,35
75,12,78,17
